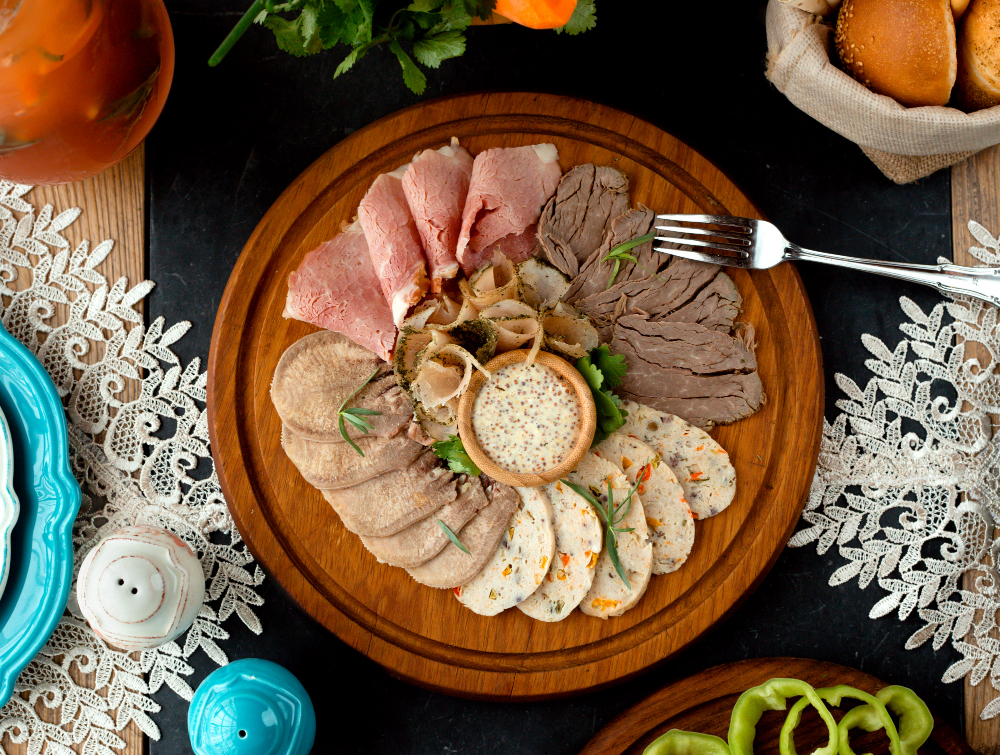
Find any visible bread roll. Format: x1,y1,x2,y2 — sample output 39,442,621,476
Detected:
835,0,957,107
955,0,1000,110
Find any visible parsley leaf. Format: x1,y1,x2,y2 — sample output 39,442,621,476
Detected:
414,29,466,68
589,344,627,390
556,0,596,35
432,435,481,476
576,345,629,445
389,38,427,94
263,13,323,57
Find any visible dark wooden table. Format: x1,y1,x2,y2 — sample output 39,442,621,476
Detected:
141,1,989,752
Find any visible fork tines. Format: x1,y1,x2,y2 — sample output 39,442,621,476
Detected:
654,213,752,265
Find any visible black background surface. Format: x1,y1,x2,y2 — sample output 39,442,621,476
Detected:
147,2,961,753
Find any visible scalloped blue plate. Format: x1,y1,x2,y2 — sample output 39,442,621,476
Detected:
0,320,80,706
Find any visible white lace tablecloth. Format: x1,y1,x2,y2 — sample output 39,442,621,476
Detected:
795,219,1000,721
0,183,263,754
1,181,998,752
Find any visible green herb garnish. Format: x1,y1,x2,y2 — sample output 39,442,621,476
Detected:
431,434,481,476
576,345,628,445
437,518,471,554
602,232,661,289
208,0,594,95
561,466,648,589
338,367,383,456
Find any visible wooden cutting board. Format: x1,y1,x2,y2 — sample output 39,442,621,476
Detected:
207,92,824,699
579,658,974,755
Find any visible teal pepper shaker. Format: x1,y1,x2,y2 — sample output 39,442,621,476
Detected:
188,658,316,755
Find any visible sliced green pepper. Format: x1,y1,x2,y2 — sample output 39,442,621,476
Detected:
728,679,838,755
838,685,933,755
779,686,900,755
644,730,732,755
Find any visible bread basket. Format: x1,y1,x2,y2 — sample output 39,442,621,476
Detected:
765,0,1000,183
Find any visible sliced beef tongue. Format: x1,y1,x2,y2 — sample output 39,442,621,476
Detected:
323,449,458,537
406,478,521,589
537,164,630,277
271,331,413,443
360,476,489,568
612,316,764,428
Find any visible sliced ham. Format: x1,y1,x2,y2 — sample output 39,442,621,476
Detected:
284,220,397,361
455,144,562,275
359,167,430,326
402,138,474,293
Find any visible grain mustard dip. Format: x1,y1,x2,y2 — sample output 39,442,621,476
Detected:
471,362,582,474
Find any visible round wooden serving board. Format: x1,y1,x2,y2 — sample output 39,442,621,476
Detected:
207,93,824,700
579,658,973,755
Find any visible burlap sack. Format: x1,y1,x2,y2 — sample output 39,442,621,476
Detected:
765,0,1000,183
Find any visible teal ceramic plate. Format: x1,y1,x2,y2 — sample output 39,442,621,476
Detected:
0,321,80,706
0,405,19,602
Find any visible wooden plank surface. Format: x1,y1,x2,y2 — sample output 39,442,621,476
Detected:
579,658,975,755
206,91,824,700
2,147,145,754
951,144,1000,755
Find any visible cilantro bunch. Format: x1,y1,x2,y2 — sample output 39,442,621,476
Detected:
576,344,628,445
209,0,598,95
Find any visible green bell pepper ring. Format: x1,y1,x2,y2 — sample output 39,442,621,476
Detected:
779,686,900,755
728,679,838,755
838,685,933,755
644,730,732,755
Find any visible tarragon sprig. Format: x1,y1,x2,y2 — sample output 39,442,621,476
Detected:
437,519,471,554
560,464,650,589
338,367,383,457
603,232,661,289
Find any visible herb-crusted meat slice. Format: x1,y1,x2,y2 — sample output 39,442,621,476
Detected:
537,164,630,277
455,144,562,275
402,138,474,293
271,331,413,443
359,168,430,325
284,220,397,361
612,316,764,427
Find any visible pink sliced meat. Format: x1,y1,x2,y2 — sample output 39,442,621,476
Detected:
402,138,474,293
284,220,397,361
358,168,430,325
455,144,562,275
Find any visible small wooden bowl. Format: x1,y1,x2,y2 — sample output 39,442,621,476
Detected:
457,349,596,488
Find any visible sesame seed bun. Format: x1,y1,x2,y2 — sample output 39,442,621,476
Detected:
955,0,1000,110
835,0,957,107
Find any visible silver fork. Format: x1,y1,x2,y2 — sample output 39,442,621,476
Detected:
654,214,1000,307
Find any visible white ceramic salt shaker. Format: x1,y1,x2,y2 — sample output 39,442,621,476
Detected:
77,524,205,651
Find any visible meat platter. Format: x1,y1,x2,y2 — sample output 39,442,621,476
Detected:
207,92,824,699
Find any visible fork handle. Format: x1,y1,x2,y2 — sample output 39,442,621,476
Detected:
788,246,1000,307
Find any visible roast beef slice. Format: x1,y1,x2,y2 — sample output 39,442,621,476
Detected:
360,477,489,568
538,164,630,278
272,331,412,442
406,479,521,589
323,449,457,537
612,316,763,427
574,262,736,341
564,206,656,302
281,425,423,490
